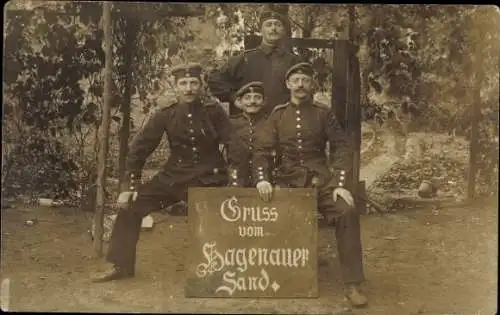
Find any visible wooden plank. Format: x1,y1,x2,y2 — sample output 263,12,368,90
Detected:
185,187,318,298
244,34,348,50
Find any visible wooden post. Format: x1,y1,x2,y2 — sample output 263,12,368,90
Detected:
467,75,481,200
93,1,113,257
118,18,138,192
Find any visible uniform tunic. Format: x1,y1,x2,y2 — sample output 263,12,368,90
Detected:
252,98,365,284
126,98,231,186
107,97,232,270
252,99,353,193
227,111,268,187
206,44,304,118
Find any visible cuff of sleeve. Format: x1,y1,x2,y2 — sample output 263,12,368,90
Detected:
328,168,347,188
254,166,270,186
128,172,141,192
229,168,240,187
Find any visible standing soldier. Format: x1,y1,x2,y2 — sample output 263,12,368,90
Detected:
227,81,268,187
252,63,368,308
92,63,232,282
206,9,304,118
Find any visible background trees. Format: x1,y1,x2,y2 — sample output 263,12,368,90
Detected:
3,3,498,204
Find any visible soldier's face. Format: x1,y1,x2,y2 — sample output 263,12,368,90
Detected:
286,73,313,99
175,77,202,103
238,92,265,114
261,19,285,44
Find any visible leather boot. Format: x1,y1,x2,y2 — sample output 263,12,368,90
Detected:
91,263,135,283
344,284,368,308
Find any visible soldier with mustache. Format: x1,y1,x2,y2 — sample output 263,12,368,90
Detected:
227,81,268,187
207,9,304,118
91,63,232,282
253,62,368,308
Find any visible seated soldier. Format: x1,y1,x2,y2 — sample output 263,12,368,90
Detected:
227,82,268,187
92,63,232,282
253,62,368,308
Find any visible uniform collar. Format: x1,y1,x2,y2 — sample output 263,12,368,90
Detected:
243,111,266,123
178,97,202,109
259,43,286,56
289,96,313,108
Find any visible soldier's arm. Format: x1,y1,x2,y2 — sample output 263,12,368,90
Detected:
252,112,279,185
325,109,354,189
206,102,233,149
206,55,244,104
125,110,167,190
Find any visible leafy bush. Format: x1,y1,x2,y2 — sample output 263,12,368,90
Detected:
2,136,79,201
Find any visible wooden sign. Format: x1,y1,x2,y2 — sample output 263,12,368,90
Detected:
185,187,318,298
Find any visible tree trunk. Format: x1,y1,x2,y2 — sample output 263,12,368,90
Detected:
93,1,113,258
296,6,314,58
118,19,138,192
348,5,362,185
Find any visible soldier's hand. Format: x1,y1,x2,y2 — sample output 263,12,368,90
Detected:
116,191,138,209
333,187,355,207
256,181,273,202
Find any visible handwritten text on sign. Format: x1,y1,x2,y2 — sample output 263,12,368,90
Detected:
185,188,318,298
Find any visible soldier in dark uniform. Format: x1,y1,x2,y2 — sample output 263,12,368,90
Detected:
206,9,304,118
92,63,232,282
227,81,268,187
253,63,368,307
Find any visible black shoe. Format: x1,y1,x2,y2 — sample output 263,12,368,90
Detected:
91,264,135,283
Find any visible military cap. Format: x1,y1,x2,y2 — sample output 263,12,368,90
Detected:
171,62,203,81
235,81,265,98
259,10,287,27
285,62,314,80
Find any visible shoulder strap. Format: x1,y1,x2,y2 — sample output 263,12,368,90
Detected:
201,95,221,107
270,102,289,115
243,48,258,54
229,112,243,119
313,101,330,110
159,97,177,109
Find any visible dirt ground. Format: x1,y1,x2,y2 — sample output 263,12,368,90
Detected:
1,196,497,314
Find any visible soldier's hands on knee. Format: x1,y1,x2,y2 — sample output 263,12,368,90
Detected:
333,187,355,207
117,191,138,209
256,181,273,202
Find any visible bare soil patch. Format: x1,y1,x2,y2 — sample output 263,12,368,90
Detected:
1,197,497,314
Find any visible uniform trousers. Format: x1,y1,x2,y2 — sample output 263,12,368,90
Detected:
276,178,366,285
106,172,227,270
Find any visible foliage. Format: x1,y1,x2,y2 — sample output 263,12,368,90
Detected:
3,2,104,200
3,3,498,203
2,136,80,202
2,2,204,201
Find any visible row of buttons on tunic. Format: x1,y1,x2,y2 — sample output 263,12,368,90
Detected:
231,169,238,186
248,119,254,164
296,109,305,166
338,170,346,187
231,118,256,186
129,173,136,191
187,113,199,164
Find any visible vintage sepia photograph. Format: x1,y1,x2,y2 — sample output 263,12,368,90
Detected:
2,1,499,314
